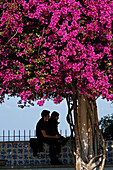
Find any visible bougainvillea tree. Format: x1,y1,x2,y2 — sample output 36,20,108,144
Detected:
0,0,113,169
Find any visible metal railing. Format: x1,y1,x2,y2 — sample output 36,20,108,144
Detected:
0,129,68,142
0,130,35,142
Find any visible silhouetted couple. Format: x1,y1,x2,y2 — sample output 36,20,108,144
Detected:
35,110,69,165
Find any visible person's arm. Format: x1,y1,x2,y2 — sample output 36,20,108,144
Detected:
41,130,60,138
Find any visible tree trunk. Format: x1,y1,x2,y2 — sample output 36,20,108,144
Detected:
66,93,105,170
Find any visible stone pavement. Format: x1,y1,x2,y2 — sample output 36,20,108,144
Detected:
0,165,113,170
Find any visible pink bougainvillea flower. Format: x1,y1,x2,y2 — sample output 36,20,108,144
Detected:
37,99,45,106
65,76,72,84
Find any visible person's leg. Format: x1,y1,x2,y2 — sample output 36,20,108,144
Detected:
50,139,63,165
42,138,56,163
43,138,62,164
49,143,57,164
57,136,70,146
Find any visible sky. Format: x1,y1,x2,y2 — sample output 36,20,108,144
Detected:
0,96,113,138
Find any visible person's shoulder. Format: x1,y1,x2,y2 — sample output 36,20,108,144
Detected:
39,118,45,124
36,118,43,125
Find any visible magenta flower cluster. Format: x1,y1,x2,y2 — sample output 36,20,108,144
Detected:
0,0,113,105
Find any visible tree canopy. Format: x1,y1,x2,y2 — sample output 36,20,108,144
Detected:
1,1,112,168
99,113,113,140
0,0,113,106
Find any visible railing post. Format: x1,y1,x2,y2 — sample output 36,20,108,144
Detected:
13,130,15,141
29,130,31,140
65,130,67,137
8,130,10,141
3,130,5,142
19,130,20,141
24,130,25,141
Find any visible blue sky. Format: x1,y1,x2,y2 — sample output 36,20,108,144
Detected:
0,96,113,137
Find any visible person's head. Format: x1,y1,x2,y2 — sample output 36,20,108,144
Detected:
41,110,50,121
51,111,59,120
